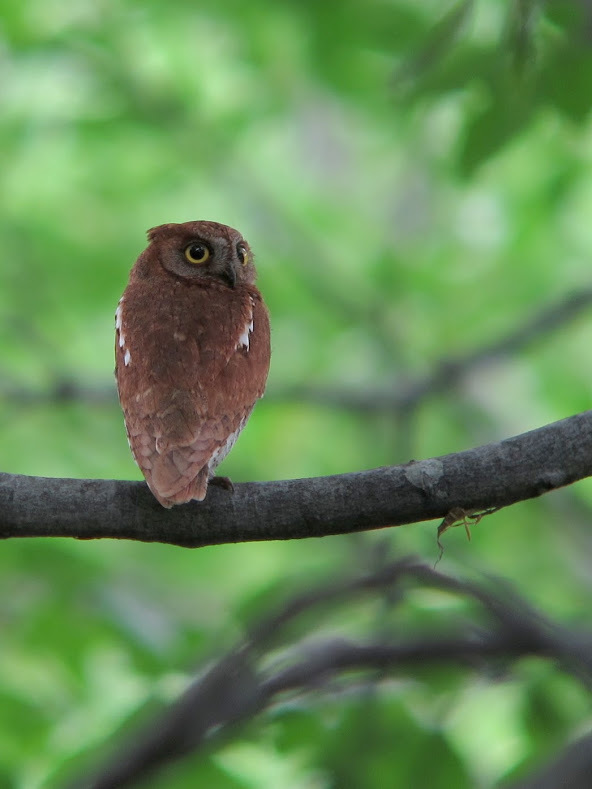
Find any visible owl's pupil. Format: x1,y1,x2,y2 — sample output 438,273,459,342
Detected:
190,244,205,259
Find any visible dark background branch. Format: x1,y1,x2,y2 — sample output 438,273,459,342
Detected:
273,287,592,413
65,558,592,789
2,288,591,414
507,730,592,789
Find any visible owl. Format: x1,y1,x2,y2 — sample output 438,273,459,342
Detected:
115,221,271,508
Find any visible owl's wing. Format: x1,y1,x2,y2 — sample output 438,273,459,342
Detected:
117,284,270,507
127,395,254,507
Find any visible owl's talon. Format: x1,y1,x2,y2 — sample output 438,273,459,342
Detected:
209,475,235,493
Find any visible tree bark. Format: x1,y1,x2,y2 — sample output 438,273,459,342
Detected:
0,411,590,548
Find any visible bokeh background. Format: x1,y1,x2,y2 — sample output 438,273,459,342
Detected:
2,0,592,786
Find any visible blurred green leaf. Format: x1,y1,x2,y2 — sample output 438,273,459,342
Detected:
0,0,592,785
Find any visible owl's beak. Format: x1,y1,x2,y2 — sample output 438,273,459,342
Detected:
222,264,237,289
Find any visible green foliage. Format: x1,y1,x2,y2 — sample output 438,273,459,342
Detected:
1,0,592,785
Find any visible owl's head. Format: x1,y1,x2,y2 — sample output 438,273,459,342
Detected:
136,221,256,288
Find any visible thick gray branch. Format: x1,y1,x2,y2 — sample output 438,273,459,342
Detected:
0,411,591,547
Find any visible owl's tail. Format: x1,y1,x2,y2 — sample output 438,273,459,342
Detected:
148,465,209,508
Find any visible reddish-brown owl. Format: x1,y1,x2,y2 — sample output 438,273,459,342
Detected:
115,221,271,507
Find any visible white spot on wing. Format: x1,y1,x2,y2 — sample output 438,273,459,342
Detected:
238,327,250,351
116,298,130,360
115,299,123,330
237,296,255,352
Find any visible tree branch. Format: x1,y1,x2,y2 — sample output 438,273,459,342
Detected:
64,558,592,789
272,286,592,413
0,411,591,547
508,730,592,789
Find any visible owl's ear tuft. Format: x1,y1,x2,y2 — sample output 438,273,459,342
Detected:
147,224,178,243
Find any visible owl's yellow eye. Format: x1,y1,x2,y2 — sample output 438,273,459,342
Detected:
185,242,210,264
237,244,248,266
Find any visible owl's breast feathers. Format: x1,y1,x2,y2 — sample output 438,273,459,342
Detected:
115,277,270,507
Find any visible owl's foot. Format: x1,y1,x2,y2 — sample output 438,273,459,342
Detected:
209,475,235,493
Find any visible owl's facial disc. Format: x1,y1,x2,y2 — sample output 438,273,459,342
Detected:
181,236,241,288
146,223,254,287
